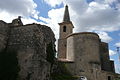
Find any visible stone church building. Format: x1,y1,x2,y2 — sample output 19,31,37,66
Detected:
58,5,118,80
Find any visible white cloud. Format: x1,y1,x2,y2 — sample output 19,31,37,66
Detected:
0,11,41,25
74,1,120,32
64,0,88,15
109,49,116,56
0,11,43,25
110,58,114,61
21,17,44,25
0,0,39,23
105,0,115,3
88,1,109,10
115,42,120,47
115,63,120,74
0,0,38,16
0,11,18,23
39,8,64,39
94,31,113,42
43,0,63,7
43,0,120,34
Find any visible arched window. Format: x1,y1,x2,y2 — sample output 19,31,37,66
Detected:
63,26,66,32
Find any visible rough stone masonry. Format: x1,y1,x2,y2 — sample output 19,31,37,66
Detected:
0,17,56,80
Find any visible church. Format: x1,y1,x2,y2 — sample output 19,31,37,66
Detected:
57,5,118,80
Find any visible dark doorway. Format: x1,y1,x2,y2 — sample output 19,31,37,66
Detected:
108,76,111,80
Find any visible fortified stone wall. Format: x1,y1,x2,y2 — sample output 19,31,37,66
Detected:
110,60,115,73
0,21,9,51
0,20,56,80
100,42,115,73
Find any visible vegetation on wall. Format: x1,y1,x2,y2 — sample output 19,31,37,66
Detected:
115,77,120,80
51,62,78,80
46,42,77,80
46,42,56,65
0,49,20,80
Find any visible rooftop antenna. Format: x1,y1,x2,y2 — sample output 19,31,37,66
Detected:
117,47,120,62
117,47,120,74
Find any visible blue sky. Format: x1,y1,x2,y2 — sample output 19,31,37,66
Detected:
0,0,120,73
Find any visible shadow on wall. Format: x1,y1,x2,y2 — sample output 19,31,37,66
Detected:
0,49,20,80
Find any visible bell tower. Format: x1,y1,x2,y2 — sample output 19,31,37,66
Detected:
59,5,74,39
58,5,74,60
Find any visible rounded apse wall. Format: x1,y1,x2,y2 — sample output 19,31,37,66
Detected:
66,32,101,63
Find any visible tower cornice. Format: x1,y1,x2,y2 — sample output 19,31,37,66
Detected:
58,21,74,28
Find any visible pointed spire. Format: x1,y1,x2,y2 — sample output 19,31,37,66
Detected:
63,5,70,22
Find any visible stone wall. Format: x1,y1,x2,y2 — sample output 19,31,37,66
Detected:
58,39,67,59
66,36,74,61
0,21,9,51
100,42,115,73
0,20,56,80
59,22,73,39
